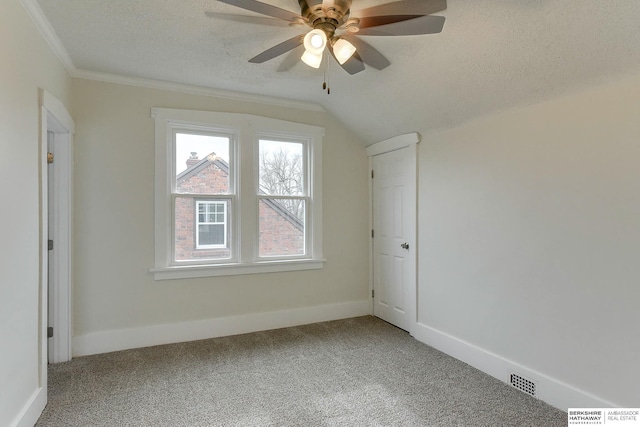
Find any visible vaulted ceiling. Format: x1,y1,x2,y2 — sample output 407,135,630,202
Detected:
33,0,640,144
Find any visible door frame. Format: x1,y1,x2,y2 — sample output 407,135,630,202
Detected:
40,89,75,365
367,132,419,335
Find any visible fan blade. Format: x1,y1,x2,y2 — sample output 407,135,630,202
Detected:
340,35,390,70
356,15,445,36
249,34,305,63
217,0,304,23
356,0,446,18
205,11,296,27
358,15,424,29
277,45,306,71
332,50,365,75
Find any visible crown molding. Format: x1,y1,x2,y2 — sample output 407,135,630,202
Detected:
72,69,326,112
19,0,77,75
18,0,325,113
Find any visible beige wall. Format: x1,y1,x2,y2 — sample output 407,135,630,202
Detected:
70,79,369,339
0,0,72,424
418,71,640,406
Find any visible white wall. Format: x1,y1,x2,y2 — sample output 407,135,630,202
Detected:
70,79,370,355
416,72,640,408
0,1,71,425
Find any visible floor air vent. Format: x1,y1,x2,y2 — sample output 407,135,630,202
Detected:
510,374,536,397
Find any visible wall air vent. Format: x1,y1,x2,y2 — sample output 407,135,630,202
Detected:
510,374,536,397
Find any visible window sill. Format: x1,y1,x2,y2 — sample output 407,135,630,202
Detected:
150,259,325,280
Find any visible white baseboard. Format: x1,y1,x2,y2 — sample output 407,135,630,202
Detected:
73,300,370,357
412,322,618,412
11,386,46,427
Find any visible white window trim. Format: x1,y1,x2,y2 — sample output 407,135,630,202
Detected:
151,108,324,280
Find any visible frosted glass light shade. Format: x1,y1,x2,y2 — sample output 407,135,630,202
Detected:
333,38,356,64
301,50,323,68
303,29,327,55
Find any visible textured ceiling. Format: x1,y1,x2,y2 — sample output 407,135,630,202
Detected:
35,0,640,144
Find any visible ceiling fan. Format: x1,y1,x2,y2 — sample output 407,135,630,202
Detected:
213,0,447,75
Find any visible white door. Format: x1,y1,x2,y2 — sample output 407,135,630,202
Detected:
372,145,416,332
47,131,55,362
42,93,75,364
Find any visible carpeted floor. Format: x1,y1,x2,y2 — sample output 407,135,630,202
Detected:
37,316,566,426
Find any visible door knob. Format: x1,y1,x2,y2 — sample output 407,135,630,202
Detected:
401,242,409,250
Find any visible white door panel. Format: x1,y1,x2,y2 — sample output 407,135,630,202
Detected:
372,145,416,332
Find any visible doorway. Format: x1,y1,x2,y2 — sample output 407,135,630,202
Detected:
40,90,75,366
368,134,418,334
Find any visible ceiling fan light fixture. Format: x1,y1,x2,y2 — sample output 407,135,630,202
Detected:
303,29,327,55
301,50,323,68
219,0,446,78
333,38,356,64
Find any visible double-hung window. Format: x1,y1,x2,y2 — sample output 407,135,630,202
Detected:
257,138,306,258
173,130,236,263
196,200,227,249
151,108,324,280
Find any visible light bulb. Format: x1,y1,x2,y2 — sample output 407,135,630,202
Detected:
311,34,325,49
301,50,323,68
333,38,356,65
303,29,327,55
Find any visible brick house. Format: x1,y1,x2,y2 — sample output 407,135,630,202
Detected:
175,152,304,260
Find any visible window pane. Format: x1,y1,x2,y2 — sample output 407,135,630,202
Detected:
175,197,231,261
199,224,224,245
176,133,231,194
259,140,304,196
259,198,305,257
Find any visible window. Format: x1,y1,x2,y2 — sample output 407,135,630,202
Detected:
151,108,324,280
196,201,227,249
258,139,306,257
174,131,234,262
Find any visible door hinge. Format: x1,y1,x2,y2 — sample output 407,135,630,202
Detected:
47,152,54,164
371,170,374,179
48,239,54,250
47,327,53,338
371,229,374,238
371,289,375,298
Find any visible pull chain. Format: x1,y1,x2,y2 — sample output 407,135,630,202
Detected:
323,61,327,90
320,51,331,94
325,50,331,94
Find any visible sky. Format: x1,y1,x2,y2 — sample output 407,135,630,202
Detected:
175,133,303,175
175,133,230,174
